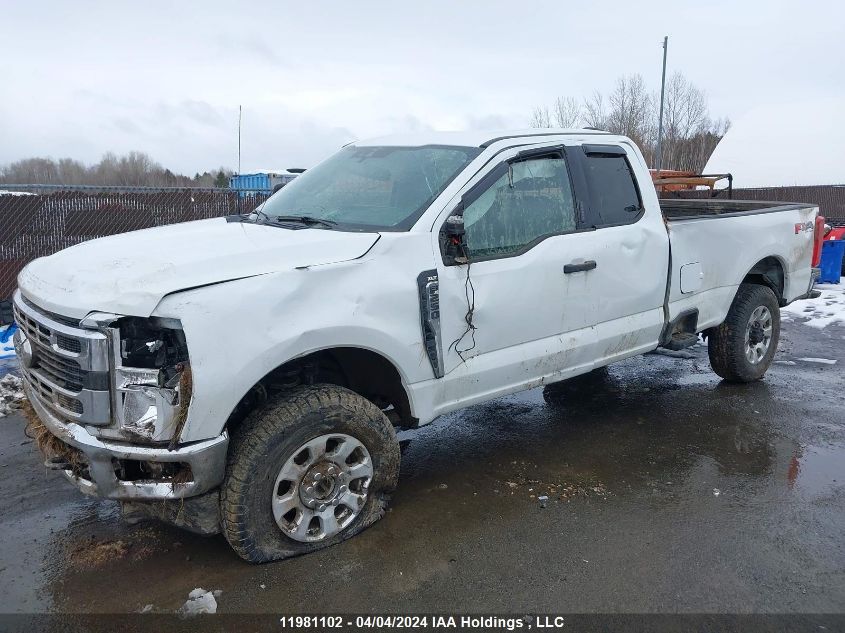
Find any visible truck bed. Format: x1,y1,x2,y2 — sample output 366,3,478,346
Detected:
660,199,806,220
660,197,818,335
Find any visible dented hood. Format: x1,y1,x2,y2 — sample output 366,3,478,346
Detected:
18,217,380,318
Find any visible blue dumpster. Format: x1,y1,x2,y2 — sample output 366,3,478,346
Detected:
819,240,845,283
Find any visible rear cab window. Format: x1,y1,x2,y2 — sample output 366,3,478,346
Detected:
577,145,643,228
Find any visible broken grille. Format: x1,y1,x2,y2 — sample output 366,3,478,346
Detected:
20,294,81,328
26,370,84,421
12,294,105,424
32,345,86,392
14,303,82,355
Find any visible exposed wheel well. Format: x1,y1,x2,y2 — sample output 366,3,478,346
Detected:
226,347,416,435
743,256,785,305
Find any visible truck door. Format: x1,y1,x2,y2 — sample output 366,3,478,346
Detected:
562,143,668,363
434,148,597,404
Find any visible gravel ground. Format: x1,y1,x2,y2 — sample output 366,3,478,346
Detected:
0,317,843,618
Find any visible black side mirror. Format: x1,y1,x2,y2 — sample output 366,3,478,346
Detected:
440,214,468,264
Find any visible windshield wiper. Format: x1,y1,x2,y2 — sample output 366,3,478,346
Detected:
253,207,271,223
272,215,337,228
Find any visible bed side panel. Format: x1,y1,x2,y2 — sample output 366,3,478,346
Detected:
666,205,817,330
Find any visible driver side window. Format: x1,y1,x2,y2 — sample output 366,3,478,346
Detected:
462,155,576,259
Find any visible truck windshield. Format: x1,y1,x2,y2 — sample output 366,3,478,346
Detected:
258,145,480,231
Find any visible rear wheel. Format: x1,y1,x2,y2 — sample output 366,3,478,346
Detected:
221,384,400,563
708,283,780,383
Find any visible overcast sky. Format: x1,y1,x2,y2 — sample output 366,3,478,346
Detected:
1,1,843,176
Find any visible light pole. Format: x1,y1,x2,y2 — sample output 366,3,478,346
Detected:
238,105,242,174
656,36,668,172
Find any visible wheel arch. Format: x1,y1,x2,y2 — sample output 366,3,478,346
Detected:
741,255,787,305
224,345,417,438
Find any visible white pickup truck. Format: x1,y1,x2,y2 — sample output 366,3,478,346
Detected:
13,130,823,562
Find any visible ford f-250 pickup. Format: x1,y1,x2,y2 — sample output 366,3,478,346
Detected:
13,129,824,562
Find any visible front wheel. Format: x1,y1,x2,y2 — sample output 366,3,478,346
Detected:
708,283,781,383
221,384,400,563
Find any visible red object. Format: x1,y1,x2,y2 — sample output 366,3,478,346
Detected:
812,215,826,267
825,226,845,241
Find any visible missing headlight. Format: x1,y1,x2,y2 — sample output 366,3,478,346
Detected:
119,318,187,369
112,318,191,444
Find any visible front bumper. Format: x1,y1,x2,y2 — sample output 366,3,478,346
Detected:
25,380,228,500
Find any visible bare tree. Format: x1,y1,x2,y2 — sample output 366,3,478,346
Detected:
531,98,583,128
0,158,59,183
529,71,728,170
56,158,87,184
656,71,730,171
552,96,581,128
600,74,656,165
582,91,608,130
0,152,233,187
529,105,552,128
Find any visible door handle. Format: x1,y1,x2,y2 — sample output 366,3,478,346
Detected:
564,260,597,274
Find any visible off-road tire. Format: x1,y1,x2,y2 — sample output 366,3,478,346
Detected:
221,384,400,563
708,283,781,383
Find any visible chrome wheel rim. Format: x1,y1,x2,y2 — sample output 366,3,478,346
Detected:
744,305,773,365
271,433,373,542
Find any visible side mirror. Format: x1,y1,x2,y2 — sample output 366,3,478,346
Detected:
440,214,468,264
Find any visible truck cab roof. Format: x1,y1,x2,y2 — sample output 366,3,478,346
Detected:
354,128,611,149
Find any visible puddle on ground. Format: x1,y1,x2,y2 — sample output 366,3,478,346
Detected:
788,445,845,497
3,337,843,613
674,372,718,387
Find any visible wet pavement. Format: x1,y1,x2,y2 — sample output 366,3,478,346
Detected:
0,318,843,615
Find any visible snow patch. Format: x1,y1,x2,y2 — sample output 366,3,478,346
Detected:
798,357,837,365
177,588,219,616
0,374,25,418
651,348,697,359
782,279,845,329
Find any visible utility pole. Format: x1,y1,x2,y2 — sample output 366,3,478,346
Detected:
656,36,668,172
238,105,242,174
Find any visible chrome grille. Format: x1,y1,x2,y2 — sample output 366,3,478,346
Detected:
15,306,52,348
13,290,112,426
58,393,84,414
21,294,81,328
14,303,87,391
33,346,86,391
56,334,82,353
27,370,55,402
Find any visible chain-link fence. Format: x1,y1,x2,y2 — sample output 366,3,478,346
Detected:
0,185,271,302
3,182,845,307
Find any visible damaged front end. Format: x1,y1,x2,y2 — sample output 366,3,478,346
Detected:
109,316,192,448
13,290,228,507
